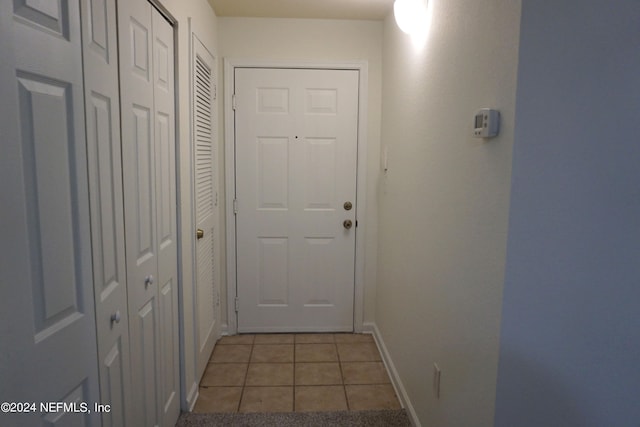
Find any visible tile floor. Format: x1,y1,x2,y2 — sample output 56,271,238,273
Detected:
192,333,402,413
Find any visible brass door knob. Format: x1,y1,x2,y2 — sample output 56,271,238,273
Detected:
343,219,353,230
196,228,204,239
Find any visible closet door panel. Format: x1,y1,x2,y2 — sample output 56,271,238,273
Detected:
81,0,132,424
0,1,100,425
117,0,160,426
151,8,180,425
118,2,179,426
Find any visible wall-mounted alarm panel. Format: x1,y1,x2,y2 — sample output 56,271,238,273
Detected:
474,108,500,138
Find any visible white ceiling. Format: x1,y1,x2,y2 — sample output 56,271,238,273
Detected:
207,0,395,21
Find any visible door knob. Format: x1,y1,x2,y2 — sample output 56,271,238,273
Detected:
145,275,154,287
196,228,204,239
344,201,353,211
343,219,353,230
111,310,121,324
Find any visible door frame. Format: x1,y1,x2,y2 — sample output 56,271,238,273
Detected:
223,59,369,335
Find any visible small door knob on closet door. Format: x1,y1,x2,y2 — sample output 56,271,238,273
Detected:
145,275,154,288
111,310,121,324
196,228,204,240
343,219,353,230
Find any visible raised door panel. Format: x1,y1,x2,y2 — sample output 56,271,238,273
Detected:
137,299,159,427
301,238,338,306
257,238,290,306
257,137,290,210
86,0,109,61
13,0,69,38
100,340,127,426
18,75,82,337
132,105,156,264
159,279,177,415
41,384,91,427
301,137,337,211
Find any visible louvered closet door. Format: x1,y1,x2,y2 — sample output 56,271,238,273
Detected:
193,34,219,380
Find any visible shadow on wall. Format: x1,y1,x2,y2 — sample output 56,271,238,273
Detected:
494,350,589,427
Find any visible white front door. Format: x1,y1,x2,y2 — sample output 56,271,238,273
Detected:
234,68,359,332
118,1,179,426
0,1,100,425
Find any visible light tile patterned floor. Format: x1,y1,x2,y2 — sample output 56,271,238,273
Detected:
193,333,401,413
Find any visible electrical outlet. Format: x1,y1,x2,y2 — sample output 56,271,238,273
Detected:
433,363,441,399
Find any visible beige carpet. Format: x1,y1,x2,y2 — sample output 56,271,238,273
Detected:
175,409,412,426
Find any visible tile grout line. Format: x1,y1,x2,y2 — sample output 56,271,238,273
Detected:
202,334,399,414
336,340,351,411
236,336,255,413
292,336,296,412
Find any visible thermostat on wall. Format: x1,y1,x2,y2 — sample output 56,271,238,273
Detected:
473,108,500,138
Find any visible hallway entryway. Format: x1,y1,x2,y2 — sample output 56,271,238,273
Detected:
192,334,400,412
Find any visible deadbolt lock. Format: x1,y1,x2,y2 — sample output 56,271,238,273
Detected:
343,219,353,230
344,201,353,211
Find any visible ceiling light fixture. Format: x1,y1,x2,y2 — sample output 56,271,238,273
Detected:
394,0,428,35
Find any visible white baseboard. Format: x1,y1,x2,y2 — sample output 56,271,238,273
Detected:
367,322,421,427
221,323,230,336
185,381,199,412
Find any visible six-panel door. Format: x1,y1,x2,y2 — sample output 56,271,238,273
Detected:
235,68,359,332
0,1,101,425
118,1,179,426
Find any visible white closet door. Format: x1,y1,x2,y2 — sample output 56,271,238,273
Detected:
151,9,180,427
118,1,179,426
192,33,220,380
118,1,160,426
0,1,100,426
81,0,132,425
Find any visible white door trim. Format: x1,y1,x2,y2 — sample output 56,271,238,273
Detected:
224,58,369,335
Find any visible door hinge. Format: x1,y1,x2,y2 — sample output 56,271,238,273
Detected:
234,297,239,312
232,94,237,110
233,198,238,215
213,84,217,101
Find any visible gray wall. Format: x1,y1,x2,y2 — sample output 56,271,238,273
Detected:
495,1,640,425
